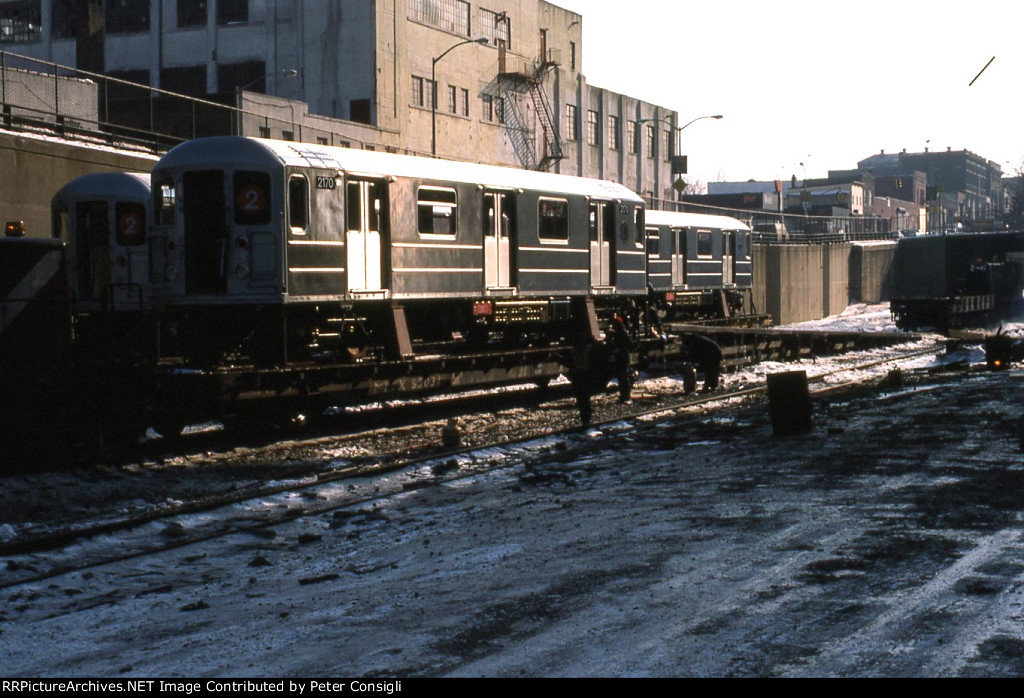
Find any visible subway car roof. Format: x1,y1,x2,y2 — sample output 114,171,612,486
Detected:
646,209,751,231
52,172,151,203
155,136,644,203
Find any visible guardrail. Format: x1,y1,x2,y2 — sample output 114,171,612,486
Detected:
647,196,899,245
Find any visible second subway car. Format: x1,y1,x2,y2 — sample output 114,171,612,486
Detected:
149,136,648,367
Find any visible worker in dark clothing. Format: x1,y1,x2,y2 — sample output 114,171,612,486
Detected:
569,337,597,426
608,316,634,404
684,333,724,392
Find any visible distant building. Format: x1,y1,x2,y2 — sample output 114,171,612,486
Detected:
856,148,1004,230
679,191,781,212
785,181,866,217
0,0,679,196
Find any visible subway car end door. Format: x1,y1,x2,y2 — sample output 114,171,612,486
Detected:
184,170,229,295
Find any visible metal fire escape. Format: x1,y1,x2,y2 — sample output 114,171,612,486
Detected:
496,48,565,171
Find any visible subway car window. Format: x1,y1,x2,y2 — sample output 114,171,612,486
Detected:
115,202,147,246
234,171,272,225
418,187,458,237
288,176,309,232
635,206,645,246
540,198,569,242
697,230,713,257
736,231,751,260
369,182,384,232
154,178,176,225
53,206,70,242
645,228,659,258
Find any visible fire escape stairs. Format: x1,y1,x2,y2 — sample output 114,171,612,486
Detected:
497,54,565,171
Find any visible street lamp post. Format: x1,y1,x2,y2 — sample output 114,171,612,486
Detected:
639,113,723,157
638,114,723,198
432,37,488,157
235,69,299,136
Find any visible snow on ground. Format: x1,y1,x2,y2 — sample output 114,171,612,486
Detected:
781,302,898,333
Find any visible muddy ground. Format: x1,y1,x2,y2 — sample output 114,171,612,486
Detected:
3,368,1024,677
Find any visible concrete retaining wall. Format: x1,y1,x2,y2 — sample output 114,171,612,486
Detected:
823,243,851,317
1,131,157,238
754,241,892,325
849,241,897,303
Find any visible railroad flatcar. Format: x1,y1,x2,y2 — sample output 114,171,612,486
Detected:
148,136,647,367
645,210,753,321
889,231,1024,332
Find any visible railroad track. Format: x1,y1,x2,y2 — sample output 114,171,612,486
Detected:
0,338,957,591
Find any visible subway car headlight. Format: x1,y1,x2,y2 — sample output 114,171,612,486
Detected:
236,264,251,279
166,265,178,281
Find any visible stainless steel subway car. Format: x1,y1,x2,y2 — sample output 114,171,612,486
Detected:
645,210,753,321
51,172,153,313
148,136,646,366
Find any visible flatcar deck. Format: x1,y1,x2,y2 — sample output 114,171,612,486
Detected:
665,323,920,369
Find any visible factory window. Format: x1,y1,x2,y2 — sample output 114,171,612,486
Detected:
52,0,75,39
409,0,470,37
645,125,655,158
538,198,569,242
663,130,672,161
218,60,266,94
460,88,470,116
447,85,457,114
106,0,149,34
234,171,272,226
482,94,494,121
586,110,599,146
565,105,578,141
495,96,506,124
350,99,371,124
627,122,638,154
177,0,207,28
570,41,576,70
418,187,458,237
479,7,511,48
0,0,41,43
411,76,426,107
607,115,620,150
217,0,248,26
160,65,206,96
106,69,149,101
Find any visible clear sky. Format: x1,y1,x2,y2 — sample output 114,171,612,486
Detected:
552,0,1023,188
